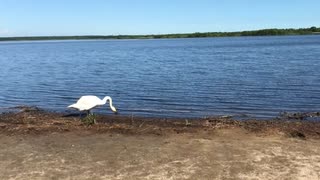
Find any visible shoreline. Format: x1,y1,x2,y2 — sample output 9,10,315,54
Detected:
0,34,319,43
1,106,320,139
2,105,320,121
0,27,319,42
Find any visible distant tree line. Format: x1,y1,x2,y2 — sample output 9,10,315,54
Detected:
0,26,319,41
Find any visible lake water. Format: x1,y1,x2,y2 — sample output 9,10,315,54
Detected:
0,35,320,118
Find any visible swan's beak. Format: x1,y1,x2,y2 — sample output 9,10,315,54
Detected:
111,106,117,114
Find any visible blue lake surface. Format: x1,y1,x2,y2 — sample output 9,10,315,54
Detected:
0,35,320,118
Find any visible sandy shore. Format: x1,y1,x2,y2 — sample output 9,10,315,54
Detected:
0,108,320,179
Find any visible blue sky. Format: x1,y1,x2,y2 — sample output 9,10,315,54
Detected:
0,0,319,37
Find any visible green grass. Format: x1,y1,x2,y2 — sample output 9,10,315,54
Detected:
82,114,97,125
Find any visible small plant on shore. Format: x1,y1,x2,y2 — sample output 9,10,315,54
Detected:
82,114,97,125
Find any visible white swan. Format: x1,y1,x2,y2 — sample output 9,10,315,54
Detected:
68,95,117,114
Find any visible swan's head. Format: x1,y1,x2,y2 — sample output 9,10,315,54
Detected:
111,106,117,113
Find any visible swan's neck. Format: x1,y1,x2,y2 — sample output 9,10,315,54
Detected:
102,96,117,112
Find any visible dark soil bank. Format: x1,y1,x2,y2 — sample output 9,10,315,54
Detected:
0,108,320,179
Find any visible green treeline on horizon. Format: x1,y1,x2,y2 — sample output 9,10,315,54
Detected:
0,26,319,41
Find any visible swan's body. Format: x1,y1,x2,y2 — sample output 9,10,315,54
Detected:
68,95,117,113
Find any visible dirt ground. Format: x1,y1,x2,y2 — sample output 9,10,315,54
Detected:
0,108,320,179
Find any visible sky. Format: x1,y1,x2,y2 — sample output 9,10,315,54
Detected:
0,0,319,37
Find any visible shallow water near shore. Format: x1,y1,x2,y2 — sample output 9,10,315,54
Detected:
0,35,320,118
